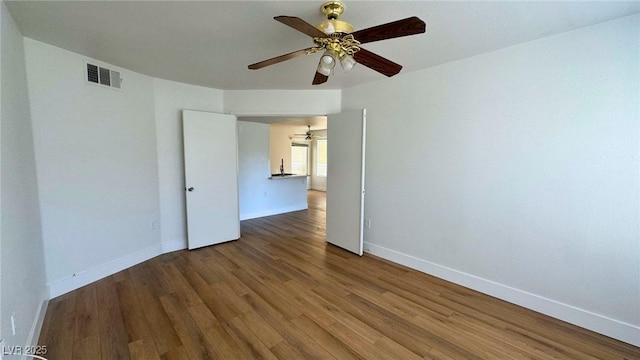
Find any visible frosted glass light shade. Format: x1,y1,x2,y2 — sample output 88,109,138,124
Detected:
317,53,336,76
321,54,334,65
340,54,356,72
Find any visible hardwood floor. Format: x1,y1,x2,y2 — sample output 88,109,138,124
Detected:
39,190,639,359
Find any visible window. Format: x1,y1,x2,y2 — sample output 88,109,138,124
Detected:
291,144,309,175
316,139,327,177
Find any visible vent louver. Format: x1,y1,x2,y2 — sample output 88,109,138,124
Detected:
87,64,99,83
85,62,122,90
99,67,110,86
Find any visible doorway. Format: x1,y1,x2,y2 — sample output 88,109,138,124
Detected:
238,110,366,256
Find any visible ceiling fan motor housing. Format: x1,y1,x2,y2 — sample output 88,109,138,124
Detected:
316,19,354,35
316,1,353,35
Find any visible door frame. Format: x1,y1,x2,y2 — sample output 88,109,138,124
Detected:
233,110,367,256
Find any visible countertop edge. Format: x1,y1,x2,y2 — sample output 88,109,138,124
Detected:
268,174,308,180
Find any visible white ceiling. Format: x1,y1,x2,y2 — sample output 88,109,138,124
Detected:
241,115,327,128
6,1,640,90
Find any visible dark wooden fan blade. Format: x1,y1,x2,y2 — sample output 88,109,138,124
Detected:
351,16,425,44
312,71,328,85
353,48,402,77
275,16,328,38
248,47,318,70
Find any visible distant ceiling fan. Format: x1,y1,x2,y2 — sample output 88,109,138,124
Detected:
248,1,426,85
290,125,318,140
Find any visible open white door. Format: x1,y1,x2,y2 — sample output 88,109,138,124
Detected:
183,110,240,250
326,109,366,255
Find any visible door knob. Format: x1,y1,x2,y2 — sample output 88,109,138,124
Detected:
187,187,194,192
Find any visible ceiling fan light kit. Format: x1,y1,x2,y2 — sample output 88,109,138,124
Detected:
248,0,426,85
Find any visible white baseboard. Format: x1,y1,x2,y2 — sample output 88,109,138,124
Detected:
48,244,163,299
240,203,308,221
162,239,186,253
26,286,49,347
364,241,640,347
47,239,187,299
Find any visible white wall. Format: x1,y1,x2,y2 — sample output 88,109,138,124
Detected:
342,15,640,346
238,121,307,220
224,89,341,116
24,39,161,297
0,1,48,349
153,78,224,251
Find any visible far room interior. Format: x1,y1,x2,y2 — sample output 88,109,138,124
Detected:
238,115,328,214
1,0,639,358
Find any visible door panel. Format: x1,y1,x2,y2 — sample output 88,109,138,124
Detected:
326,109,366,255
183,110,240,250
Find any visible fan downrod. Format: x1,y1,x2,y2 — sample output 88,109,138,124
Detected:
320,1,345,20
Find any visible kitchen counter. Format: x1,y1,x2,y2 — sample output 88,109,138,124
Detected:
268,174,308,180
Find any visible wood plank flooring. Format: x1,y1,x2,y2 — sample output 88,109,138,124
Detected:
39,190,640,359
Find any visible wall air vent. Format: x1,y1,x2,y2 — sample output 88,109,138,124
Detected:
85,62,122,90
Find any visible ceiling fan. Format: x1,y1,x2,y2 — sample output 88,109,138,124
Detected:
290,125,318,140
248,1,426,85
